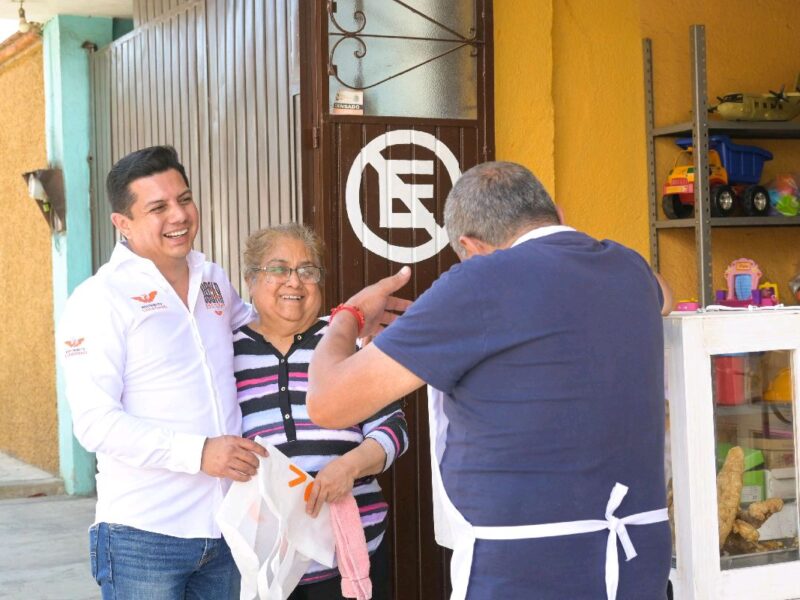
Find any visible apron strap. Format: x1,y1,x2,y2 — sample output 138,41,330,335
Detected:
472,483,668,600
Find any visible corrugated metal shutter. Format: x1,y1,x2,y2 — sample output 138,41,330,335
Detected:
90,0,301,294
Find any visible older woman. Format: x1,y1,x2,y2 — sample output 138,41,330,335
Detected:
233,223,407,600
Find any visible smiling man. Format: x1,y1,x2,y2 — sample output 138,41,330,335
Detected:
57,146,266,599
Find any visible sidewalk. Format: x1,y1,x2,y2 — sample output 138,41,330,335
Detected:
0,451,97,599
0,451,63,499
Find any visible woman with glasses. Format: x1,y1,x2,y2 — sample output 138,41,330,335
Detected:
233,223,407,600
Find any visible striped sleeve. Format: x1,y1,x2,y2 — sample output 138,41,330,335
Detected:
361,401,408,473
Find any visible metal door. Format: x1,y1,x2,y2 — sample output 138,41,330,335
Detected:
300,2,494,597
90,0,301,293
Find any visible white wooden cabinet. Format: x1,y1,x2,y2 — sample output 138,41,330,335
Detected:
666,310,800,599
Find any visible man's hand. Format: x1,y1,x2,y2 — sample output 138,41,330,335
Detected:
305,456,358,518
200,436,268,482
346,266,413,337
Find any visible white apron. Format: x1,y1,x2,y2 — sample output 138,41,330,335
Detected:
427,387,668,600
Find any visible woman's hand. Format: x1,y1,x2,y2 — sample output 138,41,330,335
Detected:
305,456,358,518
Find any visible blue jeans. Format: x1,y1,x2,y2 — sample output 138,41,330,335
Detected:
89,523,240,600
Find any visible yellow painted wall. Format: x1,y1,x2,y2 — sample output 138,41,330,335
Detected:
494,0,555,195
0,42,58,473
495,0,800,307
553,0,647,252
495,0,648,252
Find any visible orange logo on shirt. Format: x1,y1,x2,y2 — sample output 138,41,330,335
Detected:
64,337,88,357
131,291,158,303
288,464,314,502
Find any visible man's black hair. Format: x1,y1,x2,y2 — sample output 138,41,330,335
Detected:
106,145,190,216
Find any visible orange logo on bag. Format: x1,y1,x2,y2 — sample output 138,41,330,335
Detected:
64,338,84,348
131,291,158,303
288,464,314,501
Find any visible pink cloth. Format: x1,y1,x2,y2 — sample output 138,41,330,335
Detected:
330,495,372,600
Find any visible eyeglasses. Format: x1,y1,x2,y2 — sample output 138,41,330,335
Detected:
255,265,323,284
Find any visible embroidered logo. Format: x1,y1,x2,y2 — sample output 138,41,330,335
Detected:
131,290,167,312
201,281,225,316
64,337,87,358
131,291,158,303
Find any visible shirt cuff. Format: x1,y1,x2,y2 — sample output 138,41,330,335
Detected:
170,432,208,474
365,430,398,473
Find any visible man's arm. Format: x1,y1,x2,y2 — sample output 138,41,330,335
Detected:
307,268,424,429
655,272,673,316
59,287,265,481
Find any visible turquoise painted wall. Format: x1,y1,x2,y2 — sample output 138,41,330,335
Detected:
44,15,113,495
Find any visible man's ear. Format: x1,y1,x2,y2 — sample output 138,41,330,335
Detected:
458,235,496,259
110,212,131,239
555,204,566,225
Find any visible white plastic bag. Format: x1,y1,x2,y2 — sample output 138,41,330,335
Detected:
217,439,336,599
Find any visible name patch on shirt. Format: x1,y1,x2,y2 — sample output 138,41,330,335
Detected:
201,282,225,315
131,290,168,312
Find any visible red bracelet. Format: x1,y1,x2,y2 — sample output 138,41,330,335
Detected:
330,304,365,335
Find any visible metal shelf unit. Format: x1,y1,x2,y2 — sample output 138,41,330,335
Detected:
644,24,800,306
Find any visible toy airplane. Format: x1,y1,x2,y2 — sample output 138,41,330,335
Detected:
709,74,800,121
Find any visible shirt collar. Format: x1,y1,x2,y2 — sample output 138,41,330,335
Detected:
108,241,205,272
511,225,576,248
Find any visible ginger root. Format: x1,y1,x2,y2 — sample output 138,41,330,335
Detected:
723,533,759,555
742,498,784,528
717,446,745,549
732,519,759,544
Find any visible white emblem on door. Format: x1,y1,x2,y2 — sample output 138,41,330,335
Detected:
345,129,461,264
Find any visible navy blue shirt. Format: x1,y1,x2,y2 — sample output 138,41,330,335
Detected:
374,230,670,599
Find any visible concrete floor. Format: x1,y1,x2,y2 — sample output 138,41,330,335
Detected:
0,494,98,600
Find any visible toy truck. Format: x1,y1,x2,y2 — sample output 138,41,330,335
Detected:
662,135,773,219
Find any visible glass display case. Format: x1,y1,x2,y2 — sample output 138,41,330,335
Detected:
665,310,800,599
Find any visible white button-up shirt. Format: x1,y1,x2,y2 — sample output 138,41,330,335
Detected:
57,242,251,538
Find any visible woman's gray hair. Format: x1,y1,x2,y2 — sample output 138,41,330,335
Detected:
243,223,325,284
444,161,558,257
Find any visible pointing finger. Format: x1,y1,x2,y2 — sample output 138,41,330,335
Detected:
377,266,412,294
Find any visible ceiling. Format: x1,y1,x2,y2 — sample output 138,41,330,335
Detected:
0,0,133,21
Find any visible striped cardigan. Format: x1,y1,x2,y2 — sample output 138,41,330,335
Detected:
233,318,409,584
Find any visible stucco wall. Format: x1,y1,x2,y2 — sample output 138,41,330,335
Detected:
494,0,555,195
495,0,649,253
0,41,58,473
553,0,648,253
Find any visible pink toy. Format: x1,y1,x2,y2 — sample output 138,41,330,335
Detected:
675,300,701,311
715,258,779,307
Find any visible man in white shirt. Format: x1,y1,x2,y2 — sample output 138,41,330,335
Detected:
57,146,266,599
